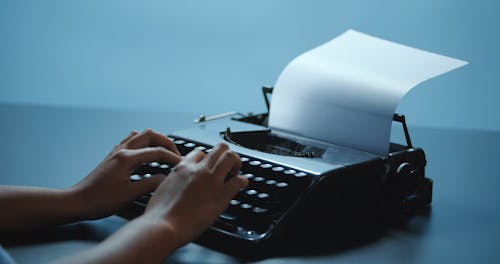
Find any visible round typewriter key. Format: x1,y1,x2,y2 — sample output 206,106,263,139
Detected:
240,157,250,162
149,162,160,167
184,142,196,148
260,163,273,169
249,160,261,166
265,179,277,186
294,172,307,178
284,169,296,175
130,175,142,182
159,164,170,169
272,166,284,172
243,173,254,179
194,146,206,151
246,189,258,196
257,193,269,199
241,203,252,209
167,137,174,141
205,148,213,153
219,212,237,222
276,182,288,188
253,176,265,182
143,173,152,179
252,207,268,214
173,139,185,145
230,199,241,206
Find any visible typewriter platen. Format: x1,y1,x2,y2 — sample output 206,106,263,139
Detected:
117,87,433,258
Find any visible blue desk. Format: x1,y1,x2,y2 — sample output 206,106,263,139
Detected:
1,103,499,263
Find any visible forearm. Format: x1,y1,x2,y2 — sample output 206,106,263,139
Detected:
0,186,84,234
53,216,180,264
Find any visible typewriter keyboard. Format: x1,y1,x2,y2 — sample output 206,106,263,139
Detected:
129,136,313,236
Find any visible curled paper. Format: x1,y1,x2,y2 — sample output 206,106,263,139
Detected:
269,29,468,155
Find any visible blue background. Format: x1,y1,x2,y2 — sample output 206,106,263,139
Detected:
1,0,498,131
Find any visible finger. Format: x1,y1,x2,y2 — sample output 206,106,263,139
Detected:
119,130,139,145
130,174,167,197
111,130,139,154
212,150,241,183
184,149,206,163
223,176,249,198
118,147,182,170
203,143,229,168
126,129,180,155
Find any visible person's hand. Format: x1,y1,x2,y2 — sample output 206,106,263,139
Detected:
70,129,181,220
50,142,247,264
142,143,248,246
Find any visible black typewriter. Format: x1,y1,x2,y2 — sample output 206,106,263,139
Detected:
117,87,433,258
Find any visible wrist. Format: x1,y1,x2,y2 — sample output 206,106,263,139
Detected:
134,215,185,253
57,213,185,263
137,214,181,241
60,187,91,221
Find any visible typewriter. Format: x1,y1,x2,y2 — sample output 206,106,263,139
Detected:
117,87,433,258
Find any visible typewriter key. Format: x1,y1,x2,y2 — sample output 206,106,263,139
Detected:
240,157,250,162
184,142,196,148
146,162,164,174
173,139,185,145
149,162,160,168
252,207,268,214
265,180,277,186
243,173,255,179
253,177,265,182
219,212,237,222
260,164,273,169
230,199,241,206
284,169,296,175
159,164,170,169
246,189,258,196
194,146,206,151
130,174,142,182
257,193,269,199
276,182,288,188
241,203,253,210
249,160,261,166
294,172,307,178
272,166,284,172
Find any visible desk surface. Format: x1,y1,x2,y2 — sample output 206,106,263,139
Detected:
1,103,499,264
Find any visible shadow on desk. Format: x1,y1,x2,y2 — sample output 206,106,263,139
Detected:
1,216,128,249
231,207,432,262
196,206,432,262
1,217,127,264
1,209,431,263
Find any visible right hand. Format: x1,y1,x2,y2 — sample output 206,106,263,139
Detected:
143,143,248,246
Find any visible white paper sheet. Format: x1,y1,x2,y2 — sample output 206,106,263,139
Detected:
268,29,468,155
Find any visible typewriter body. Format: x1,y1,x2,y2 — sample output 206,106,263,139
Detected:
118,88,433,257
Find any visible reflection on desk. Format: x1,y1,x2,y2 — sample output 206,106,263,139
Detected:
1,103,499,264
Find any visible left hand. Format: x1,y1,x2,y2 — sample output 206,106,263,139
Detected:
69,129,181,220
